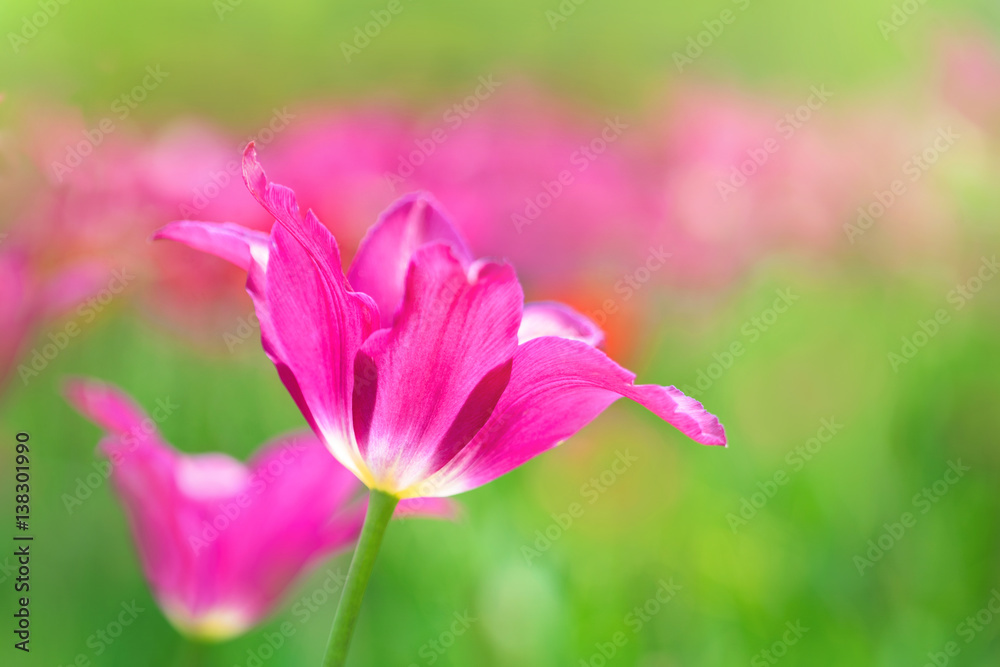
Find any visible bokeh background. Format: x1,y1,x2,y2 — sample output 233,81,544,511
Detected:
3,0,1000,665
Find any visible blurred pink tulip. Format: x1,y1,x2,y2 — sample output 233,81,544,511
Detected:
651,84,959,282
936,27,1000,133
399,92,652,295
64,377,453,640
7,107,280,335
0,246,107,391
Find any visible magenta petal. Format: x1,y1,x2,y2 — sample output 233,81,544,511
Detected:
347,193,473,327
254,212,380,482
0,253,32,385
63,380,194,625
63,377,165,445
153,221,270,272
353,244,523,494
241,143,347,291
40,262,110,319
230,144,381,481
210,434,366,622
518,301,605,346
423,337,726,496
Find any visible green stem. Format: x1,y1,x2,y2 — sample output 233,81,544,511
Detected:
172,636,206,667
321,489,399,667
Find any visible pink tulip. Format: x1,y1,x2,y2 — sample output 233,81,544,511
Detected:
156,145,725,500
64,377,452,640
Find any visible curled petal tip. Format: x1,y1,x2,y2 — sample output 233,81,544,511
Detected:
242,143,264,188
150,227,172,243
62,375,107,406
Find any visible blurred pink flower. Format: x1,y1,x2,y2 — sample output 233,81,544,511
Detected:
3,96,657,360
650,84,959,282
156,146,725,499
9,107,411,338
64,377,452,640
0,246,106,390
936,27,1000,133
399,93,652,295
5,113,232,337
653,87,847,283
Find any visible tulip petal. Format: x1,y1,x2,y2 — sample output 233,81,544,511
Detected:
422,337,726,496
215,434,365,621
518,301,605,346
40,262,111,319
153,221,270,272
347,193,473,327
238,148,381,482
353,244,523,493
242,143,348,291
63,377,166,447
63,379,192,625
250,219,379,482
